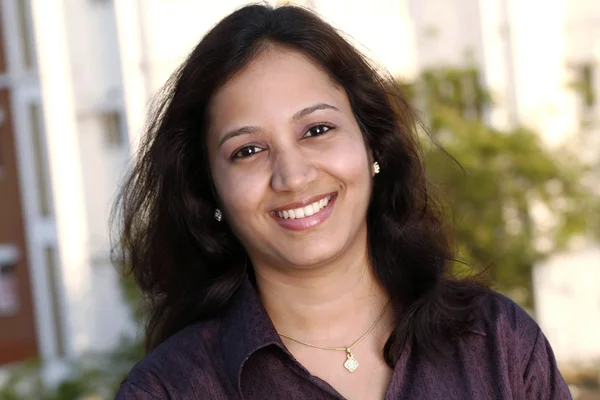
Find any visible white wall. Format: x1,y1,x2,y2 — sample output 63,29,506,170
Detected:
408,0,485,67
507,0,581,148
564,0,600,163
533,245,600,365
315,0,417,79
60,0,134,353
3,0,137,372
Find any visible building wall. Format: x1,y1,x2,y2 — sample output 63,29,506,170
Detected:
408,0,486,67
0,0,67,367
312,0,417,79
60,0,134,353
506,0,580,147
1,0,134,371
532,0,600,366
2,0,137,373
564,0,600,163
533,246,600,365
0,26,38,364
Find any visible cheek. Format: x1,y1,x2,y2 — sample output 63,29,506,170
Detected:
321,137,371,184
216,169,266,221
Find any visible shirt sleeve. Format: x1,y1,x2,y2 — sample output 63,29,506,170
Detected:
114,379,169,400
523,327,572,400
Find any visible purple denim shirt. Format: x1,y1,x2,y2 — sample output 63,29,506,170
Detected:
115,280,571,399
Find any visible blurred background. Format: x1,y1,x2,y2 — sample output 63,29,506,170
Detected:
0,0,598,398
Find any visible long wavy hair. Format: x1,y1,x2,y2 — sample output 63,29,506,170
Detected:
112,4,487,366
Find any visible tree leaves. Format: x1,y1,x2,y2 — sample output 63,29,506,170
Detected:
397,67,599,306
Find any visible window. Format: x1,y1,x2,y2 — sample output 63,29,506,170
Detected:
0,137,4,174
16,0,36,70
45,246,66,357
0,244,20,317
577,63,596,109
0,106,6,172
102,111,125,147
0,265,19,316
29,103,52,216
570,62,597,128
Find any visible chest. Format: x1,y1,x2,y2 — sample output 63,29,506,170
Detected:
238,346,517,400
288,346,392,400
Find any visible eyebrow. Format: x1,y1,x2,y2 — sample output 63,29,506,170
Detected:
217,103,339,148
291,102,339,121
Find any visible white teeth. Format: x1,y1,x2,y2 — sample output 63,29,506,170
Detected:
312,201,319,213
275,194,333,220
303,205,314,216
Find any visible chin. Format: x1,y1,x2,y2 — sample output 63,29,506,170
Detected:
279,241,346,268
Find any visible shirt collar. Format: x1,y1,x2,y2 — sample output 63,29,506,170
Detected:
219,278,286,394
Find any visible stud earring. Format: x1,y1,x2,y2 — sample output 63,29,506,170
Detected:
214,208,222,222
373,161,380,174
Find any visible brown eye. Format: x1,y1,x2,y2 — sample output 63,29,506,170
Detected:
303,124,332,138
232,145,263,159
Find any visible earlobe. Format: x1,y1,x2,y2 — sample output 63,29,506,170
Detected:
214,208,223,222
373,161,380,175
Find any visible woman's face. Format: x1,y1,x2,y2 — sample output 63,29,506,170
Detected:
207,46,374,270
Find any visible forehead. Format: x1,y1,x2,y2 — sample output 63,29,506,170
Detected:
208,46,346,130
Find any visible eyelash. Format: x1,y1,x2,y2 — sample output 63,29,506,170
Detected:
303,122,334,138
230,123,335,160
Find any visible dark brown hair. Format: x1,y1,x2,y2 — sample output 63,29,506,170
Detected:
112,4,487,366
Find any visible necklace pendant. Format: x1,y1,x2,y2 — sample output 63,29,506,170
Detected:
343,349,359,372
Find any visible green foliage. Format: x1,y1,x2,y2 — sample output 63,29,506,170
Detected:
400,67,599,305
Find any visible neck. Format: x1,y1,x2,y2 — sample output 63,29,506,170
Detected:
252,231,391,347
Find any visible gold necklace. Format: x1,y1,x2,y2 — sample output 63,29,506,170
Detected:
278,301,390,373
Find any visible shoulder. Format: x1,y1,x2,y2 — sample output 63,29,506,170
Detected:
467,291,571,398
116,319,232,399
134,319,221,375
474,291,538,337
470,291,540,355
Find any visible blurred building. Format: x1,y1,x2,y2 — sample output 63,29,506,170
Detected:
0,1,39,365
0,0,133,380
0,0,598,381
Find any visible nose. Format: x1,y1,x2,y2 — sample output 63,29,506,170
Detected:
270,145,318,193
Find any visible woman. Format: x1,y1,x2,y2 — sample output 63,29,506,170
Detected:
113,4,571,399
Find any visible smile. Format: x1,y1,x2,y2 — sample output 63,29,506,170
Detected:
270,192,337,231
276,194,334,219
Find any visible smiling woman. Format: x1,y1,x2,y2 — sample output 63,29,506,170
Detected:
112,4,571,400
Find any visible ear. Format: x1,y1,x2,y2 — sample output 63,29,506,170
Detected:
368,150,376,176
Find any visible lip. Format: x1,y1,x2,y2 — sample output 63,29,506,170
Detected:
270,192,337,231
271,192,337,213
